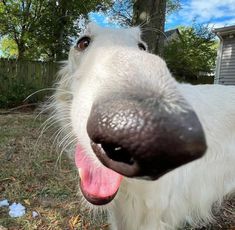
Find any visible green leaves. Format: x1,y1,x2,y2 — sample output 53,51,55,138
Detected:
0,0,112,61
164,24,218,83
166,0,181,14
0,37,18,58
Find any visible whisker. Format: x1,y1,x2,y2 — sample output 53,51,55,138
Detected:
52,123,72,147
141,27,168,40
56,137,77,169
24,87,72,102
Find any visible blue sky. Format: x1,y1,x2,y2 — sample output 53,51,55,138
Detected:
90,0,235,30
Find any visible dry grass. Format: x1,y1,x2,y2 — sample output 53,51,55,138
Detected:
0,111,234,230
0,112,108,230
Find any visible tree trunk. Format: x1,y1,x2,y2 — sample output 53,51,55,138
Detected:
17,42,26,60
52,0,69,61
132,0,167,55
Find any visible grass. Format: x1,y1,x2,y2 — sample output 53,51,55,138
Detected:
0,111,234,230
0,112,108,230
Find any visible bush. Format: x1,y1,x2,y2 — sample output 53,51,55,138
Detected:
163,24,217,84
0,80,42,108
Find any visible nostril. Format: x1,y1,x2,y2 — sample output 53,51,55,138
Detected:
102,144,135,165
87,97,207,179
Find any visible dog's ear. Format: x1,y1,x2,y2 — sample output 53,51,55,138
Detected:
128,26,141,38
128,26,148,51
86,22,101,34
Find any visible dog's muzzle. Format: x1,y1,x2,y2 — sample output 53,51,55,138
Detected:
87,95,207,180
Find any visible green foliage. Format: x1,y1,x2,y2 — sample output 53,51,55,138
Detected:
0,37,18,58
0,80,38,108
0,0,111,61
163,24,218,83
166,0,181,14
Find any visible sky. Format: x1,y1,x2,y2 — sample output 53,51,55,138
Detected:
166,0,235,30
89,0,235,31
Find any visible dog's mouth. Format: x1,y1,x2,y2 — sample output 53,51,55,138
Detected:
75,144,123,205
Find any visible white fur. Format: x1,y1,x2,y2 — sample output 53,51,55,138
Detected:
53,23,235,229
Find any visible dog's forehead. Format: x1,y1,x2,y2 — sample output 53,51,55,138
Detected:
85,22,141,41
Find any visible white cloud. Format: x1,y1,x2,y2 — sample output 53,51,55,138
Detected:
208,18,235,29
168,0,235,28
186,0,235,20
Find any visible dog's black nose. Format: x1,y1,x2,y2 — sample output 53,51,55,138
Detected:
87,96,207,180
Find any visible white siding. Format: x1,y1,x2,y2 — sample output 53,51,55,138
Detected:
219,38,235,85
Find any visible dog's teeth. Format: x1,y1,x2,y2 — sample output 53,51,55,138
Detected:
78,168,83,179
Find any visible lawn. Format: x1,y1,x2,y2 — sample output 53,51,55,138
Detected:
0,112,108,230
0,111,234,230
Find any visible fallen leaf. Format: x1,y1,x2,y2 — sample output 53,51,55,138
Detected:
24,199,30,205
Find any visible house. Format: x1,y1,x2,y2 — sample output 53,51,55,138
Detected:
213,25,235,85
164,28,180,45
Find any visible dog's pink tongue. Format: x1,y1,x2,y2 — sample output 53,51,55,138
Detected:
75,145,122,203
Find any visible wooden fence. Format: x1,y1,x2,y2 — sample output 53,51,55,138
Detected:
0,58,59,107
0,58,214,108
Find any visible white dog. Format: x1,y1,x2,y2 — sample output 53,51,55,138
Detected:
52,23,235,229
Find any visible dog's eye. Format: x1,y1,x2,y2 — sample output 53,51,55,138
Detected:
76,36,91,51
138,42,146,51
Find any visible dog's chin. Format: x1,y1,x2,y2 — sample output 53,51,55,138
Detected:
79,179,118,205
